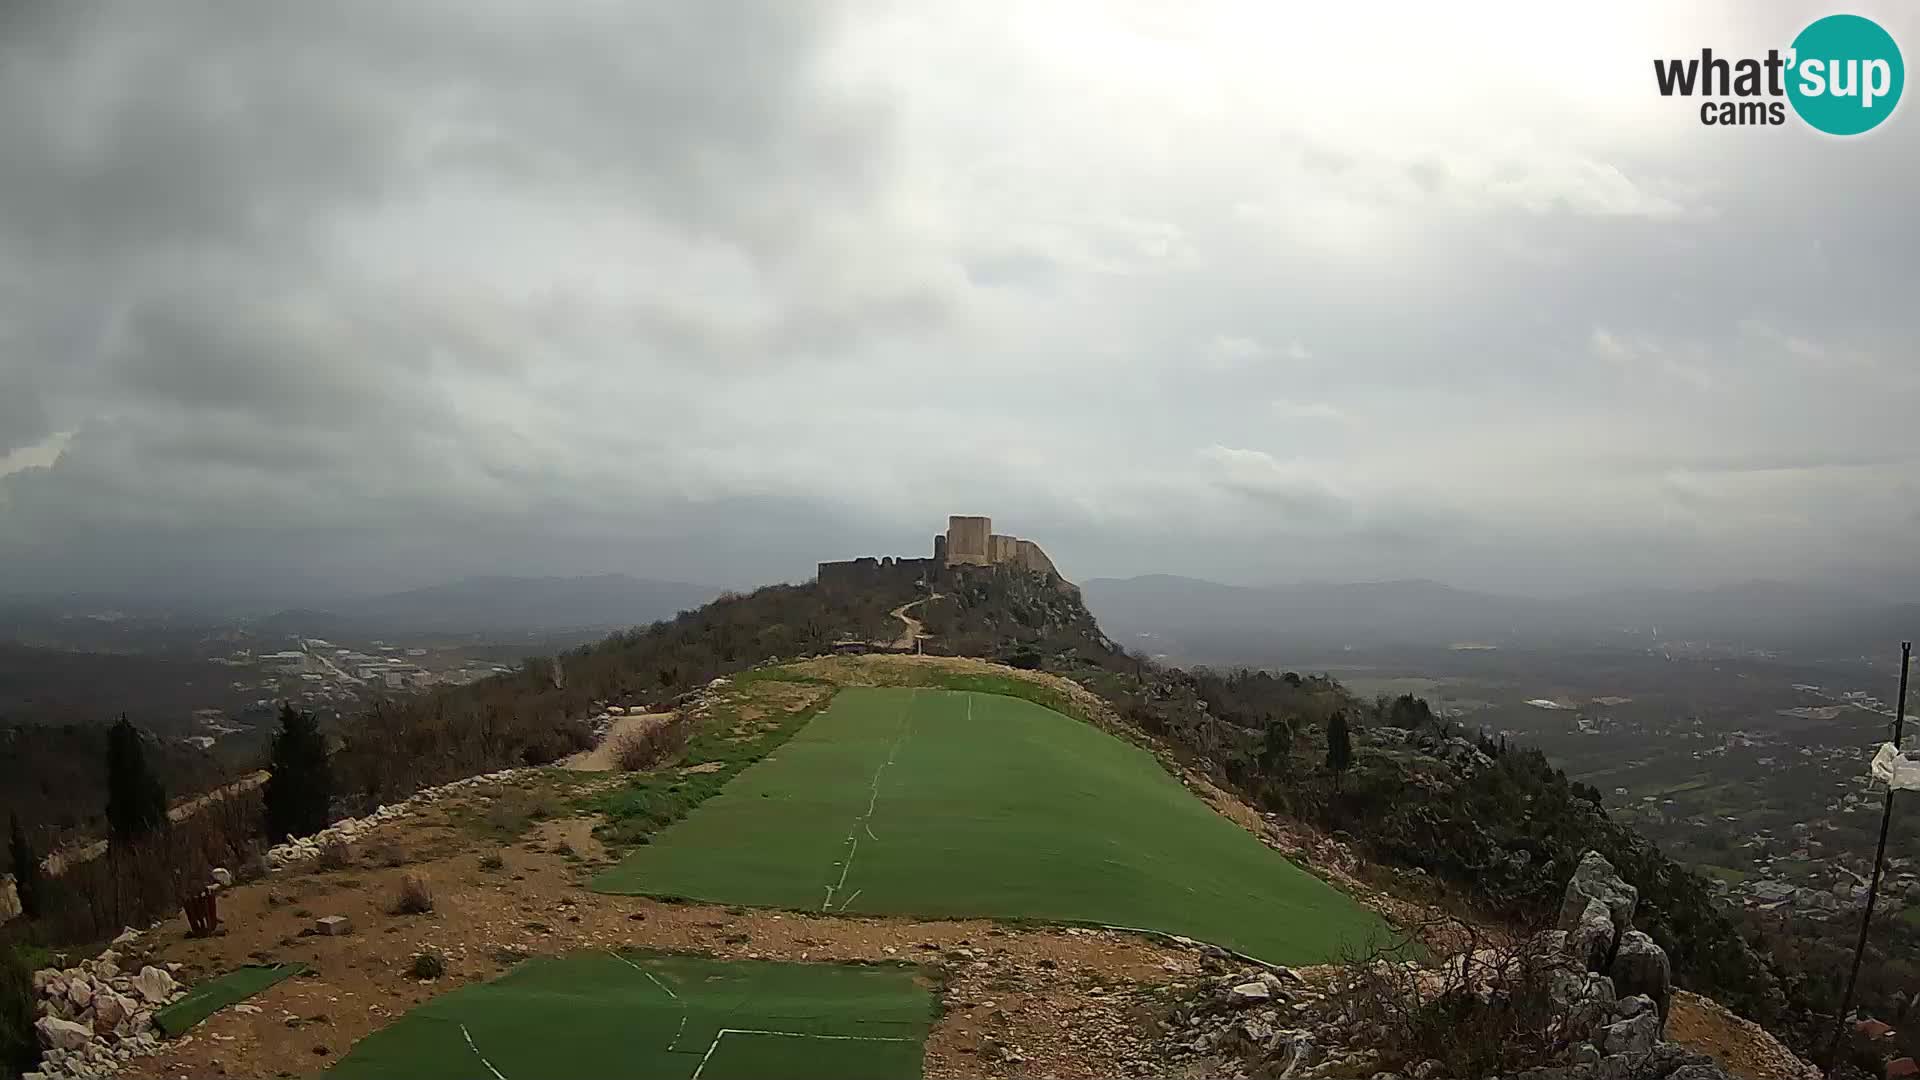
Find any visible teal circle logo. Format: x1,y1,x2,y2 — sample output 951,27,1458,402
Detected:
1787,14,1904,135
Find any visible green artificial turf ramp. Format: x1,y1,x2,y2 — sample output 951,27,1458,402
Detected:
594,687,1390,963
326,951,932,1080
153,962,308,1037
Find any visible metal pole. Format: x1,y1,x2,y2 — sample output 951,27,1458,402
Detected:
1829,640,1912,1069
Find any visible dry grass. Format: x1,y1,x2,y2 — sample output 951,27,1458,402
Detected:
391,873,434,915
611,715,691,772
315,838,354,872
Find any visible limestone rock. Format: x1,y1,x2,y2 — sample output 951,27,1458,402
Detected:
316,914,353,936
1227,981,1271,1006
1600,1010,1659,1056
131,965,176,1005
91,989,133,1035
1610,933,1672,1026
1558,850,1637,949
210,867,234,887
35,1015,92,1052
1567,896,1616,973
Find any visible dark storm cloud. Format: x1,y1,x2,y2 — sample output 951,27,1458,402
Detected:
1,0,1917,603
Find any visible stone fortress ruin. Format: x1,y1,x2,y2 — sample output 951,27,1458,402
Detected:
817,515,1064,589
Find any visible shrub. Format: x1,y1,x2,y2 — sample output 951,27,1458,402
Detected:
408,950,446,980
392,873,434,915
611,716,691,773
478,852,504,872
1327,918,1584,1079
7,815,41,920
367,844,408,868
0,945,40,1080
315,838,353,872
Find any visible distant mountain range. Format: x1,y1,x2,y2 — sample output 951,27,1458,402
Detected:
1081,574,1913,663
0,574,724,645
256,574,721,635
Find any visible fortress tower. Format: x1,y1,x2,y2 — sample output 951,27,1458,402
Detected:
945,515,993,567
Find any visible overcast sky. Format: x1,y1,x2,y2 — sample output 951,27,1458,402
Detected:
2,1,1916,607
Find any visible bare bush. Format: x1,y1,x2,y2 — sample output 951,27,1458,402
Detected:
315,837,354,871
611,715,691,773
1327,915,1592,1079
392,873,434,915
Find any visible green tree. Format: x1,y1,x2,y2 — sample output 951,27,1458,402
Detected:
1260,716,1293,774
6,813,40,919
1325,709,1352,791
263,703,334,843
105,715,167,847
1,943,40,1080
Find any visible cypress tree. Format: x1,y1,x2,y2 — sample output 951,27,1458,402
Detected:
1325,709,1353,792
263,704,333,843
6,813,40,919
105,715,168,847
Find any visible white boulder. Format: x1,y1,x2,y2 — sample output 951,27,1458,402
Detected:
36,1016,93,1052
131,965,176,1005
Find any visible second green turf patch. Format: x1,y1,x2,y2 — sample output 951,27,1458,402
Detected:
326,951,932,1080
594,687,1390,963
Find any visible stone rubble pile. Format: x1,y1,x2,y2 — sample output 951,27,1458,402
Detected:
26,935,184,1080
1159,961,1362,1080
264,767,527,869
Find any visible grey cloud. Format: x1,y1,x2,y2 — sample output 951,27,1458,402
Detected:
1,1,1917,605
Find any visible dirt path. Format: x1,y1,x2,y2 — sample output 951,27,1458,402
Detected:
560,711,674,772
119,781,1197,1080
41,771,271,877
886,594,941,650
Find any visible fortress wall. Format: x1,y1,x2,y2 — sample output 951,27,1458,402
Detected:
817,557,939,589
1014,539,1058,577
988,534,1019,564
946,515,992,566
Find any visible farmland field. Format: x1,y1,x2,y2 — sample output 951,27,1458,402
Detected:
326,951,933,1080
594,687,1389,963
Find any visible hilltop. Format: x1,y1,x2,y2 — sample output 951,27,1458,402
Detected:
1,525,1845,1078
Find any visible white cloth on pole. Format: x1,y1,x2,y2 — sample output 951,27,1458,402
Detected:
1869,742,1920,791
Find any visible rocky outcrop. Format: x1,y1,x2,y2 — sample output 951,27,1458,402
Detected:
26,935,184,1080
1612,931,1673,1026
1559,851,1638,950
1549,852,1671,1029
1156,851,1807,1080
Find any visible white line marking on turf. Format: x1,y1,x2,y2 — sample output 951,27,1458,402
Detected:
823,694,915,911
607,950,679,1000
461,1023,508,1080
839,888,862,910
607,950,691,1050
689,1028,911,1080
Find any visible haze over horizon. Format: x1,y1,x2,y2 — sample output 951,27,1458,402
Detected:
3,1,1917,609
